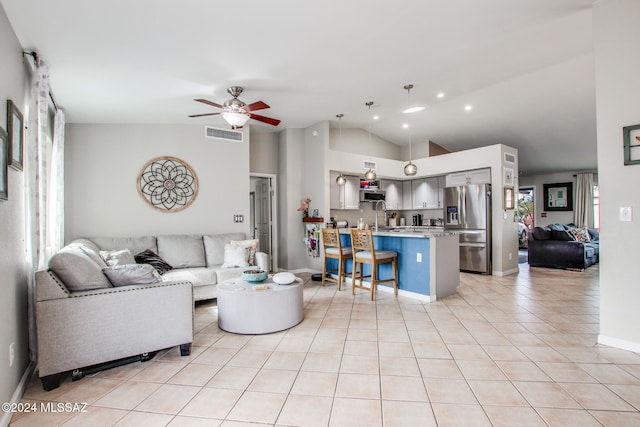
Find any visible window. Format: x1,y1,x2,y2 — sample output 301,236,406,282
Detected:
593,185,600,231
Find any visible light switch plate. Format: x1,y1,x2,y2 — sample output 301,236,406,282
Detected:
620,207,632,222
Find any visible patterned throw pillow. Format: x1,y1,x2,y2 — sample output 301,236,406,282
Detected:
569,227,591,243
230,239,259,266
134,249,173,274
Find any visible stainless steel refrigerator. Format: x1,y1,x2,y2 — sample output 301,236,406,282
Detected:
444,184,492,274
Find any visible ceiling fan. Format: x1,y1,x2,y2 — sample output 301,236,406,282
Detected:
189,86,281,129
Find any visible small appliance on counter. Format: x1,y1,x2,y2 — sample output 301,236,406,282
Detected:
412,214,423,226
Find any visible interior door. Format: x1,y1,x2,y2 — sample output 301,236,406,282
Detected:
254,177,272,269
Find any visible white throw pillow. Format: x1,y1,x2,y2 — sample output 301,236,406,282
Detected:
221,243,249,268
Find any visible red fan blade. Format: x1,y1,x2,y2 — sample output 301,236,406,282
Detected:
188,112,221,118
244,101,270,112
194,98,223,109
249,113,281,126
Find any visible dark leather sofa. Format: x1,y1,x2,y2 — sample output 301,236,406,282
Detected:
528,224,599,270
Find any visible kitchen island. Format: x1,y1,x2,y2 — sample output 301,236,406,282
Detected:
332,227,459,301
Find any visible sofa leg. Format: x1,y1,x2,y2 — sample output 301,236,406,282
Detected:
41,374,61,391
179,343,192,356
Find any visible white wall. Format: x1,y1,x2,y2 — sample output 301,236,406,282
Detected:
65,124,251,239
277,128,306,270
250,128,278,174
330,128,402,161
519,172,579,227
0,5,31,419
593,0,640,351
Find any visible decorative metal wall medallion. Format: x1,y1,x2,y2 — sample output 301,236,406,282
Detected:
137,156,198,212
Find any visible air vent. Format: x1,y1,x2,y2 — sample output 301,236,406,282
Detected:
504,153,516,164
363,160,377,170
204,126,244,142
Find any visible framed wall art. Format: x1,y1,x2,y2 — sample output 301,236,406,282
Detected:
0,126,8,200
137,156,198,212
7,100,24,171
623,123,640,166
543,182,573,211
504,187,514,210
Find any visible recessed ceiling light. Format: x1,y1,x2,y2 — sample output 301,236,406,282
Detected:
403,106,426,114
437,92,445,99
464,105,473,111
373,115,380,120
402,123,409,129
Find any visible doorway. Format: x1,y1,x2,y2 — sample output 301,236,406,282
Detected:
517,187,534,255
250,174,277,272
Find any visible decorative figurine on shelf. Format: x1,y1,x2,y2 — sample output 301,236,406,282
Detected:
298,198,311,218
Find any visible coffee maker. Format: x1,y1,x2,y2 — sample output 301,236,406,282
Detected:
412,214,423,226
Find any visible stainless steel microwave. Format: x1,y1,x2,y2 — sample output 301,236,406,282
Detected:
360,190,386,202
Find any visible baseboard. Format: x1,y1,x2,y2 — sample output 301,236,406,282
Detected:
329,273,432,302
494,267,519,277
1,362,36,427
287,268,322,274
376,284,433,302
597,334,640,353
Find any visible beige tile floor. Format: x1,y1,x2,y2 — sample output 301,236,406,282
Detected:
10,265,640,426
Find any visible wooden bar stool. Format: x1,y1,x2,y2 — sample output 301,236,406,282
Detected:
321,228,352,291
350,229,398,300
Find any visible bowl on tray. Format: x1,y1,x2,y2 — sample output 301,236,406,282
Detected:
242,269,268,284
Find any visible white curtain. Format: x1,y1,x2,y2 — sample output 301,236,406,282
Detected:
25,59,65,361
574,172,594,228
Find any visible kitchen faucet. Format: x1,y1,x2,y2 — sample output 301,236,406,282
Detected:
374,200,387,232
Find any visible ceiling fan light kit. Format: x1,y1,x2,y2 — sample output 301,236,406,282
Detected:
403,84,418,177
190,86,281,129
222,112,250,128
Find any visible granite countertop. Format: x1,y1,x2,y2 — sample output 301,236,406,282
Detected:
338,227,457,238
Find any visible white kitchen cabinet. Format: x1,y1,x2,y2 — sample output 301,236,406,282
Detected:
402,180,413,210
438,176,445,208
425,177,440,209
445,168,491,187
412,178,428,209
331,172,360,210
381,179,402,210
411,176,444,209
343,176,360,209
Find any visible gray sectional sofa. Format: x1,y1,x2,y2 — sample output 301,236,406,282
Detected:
85,233,268,301
35,232,267,390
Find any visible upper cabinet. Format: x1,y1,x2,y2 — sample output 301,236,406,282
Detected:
381,179,403,210
330,172,360,210
412,176,444,209
445,168,491,187
402,180,413,210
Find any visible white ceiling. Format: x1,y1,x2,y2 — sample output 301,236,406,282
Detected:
1,0,597,175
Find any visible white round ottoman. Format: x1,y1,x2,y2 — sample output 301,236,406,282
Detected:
217,275,304,334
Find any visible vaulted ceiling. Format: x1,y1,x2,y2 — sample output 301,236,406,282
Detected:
1,0,597,175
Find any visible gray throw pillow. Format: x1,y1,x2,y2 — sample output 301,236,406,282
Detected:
100,249,136,266
102,264,162,287
49,247,113,291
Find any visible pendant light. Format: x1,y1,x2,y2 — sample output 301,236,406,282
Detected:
403,84,418,176
335,114,347,186
364,101,377,181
